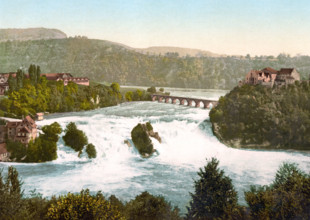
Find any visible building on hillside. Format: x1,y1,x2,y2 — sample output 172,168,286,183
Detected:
0,116,37,145
241,67,300,87
0,72,89,95
41,73,89,86
0,143,10,162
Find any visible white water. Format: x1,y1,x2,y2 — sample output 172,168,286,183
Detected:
0,89,309,214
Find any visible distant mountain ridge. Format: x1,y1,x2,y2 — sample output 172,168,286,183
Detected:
0,28,67,42
134,46,224,57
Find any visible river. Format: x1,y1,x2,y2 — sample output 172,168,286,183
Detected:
1,88,310,214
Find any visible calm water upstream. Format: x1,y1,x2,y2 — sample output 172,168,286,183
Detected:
1,88,309,214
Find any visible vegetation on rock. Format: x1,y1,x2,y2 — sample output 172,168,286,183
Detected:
210,83,310,150
131,123,154,156
86,143,97,159
63,122,88,154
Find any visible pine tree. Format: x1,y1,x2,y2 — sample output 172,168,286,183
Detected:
8,73,17,93
186,158,240,219
36,65,41,84
16,68,24,90
28,64,36,84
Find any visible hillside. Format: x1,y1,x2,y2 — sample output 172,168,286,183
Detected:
134,46,223,57
0,38,310,89
0,28,67,42
210,84,310,150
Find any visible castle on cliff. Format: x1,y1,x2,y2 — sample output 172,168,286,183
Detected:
240,67,300,87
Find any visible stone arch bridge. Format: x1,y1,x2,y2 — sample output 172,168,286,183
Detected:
151,94,218,109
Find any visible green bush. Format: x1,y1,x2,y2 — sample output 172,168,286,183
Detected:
147,86,156,93
125,191,181,220
245,163,310,219
47,189,125,220
63,122,88,153
86,143,97,159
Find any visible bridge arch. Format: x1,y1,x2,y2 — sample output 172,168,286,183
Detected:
151,95,217,109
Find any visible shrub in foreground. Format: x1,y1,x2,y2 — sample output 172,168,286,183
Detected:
125,191,181,220
47,189,125,220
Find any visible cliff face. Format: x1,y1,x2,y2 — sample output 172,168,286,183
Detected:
210,83,310,150
0,28,67,42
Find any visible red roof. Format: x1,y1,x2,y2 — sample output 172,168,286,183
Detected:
262,67,278,74
41,73,73,80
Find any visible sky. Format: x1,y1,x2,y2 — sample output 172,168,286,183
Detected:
1,0,310,56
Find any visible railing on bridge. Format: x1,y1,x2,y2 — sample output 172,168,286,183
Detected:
151,94,218,109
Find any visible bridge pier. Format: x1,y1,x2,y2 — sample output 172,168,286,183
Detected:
152,96,157,101
158,97,163,102
195,101,200,108
172,98,177,104
187,100,192,106
165,98,170,103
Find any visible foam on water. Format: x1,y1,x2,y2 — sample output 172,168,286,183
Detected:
1,93,310,214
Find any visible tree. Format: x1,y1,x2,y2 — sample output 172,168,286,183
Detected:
125,191,180,220
28,64,37,85
245,163,310,219
86,143,97,159
111,82,120,93
63,122,88,154
36,65,41,84
26,122,62,162
8,73,17,93
147,86,156,93
6,140,27,161
16,68,25,90
47,189,124,220
0,166,30,219
186,158,240,219
125,91,133,101
41,122,62,142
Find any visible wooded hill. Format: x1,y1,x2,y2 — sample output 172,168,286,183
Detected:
1,38,310,89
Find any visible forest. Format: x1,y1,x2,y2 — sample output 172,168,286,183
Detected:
1,38,310,89
0,65,151,118
210,83,310,150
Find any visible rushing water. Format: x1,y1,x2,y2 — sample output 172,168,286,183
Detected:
1,88,310,214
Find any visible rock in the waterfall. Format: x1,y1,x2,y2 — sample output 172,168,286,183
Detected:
131,122,161,158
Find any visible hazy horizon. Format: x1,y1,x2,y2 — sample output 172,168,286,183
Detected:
1,0,310,56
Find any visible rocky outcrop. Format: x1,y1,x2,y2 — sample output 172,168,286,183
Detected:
130,122,161,158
